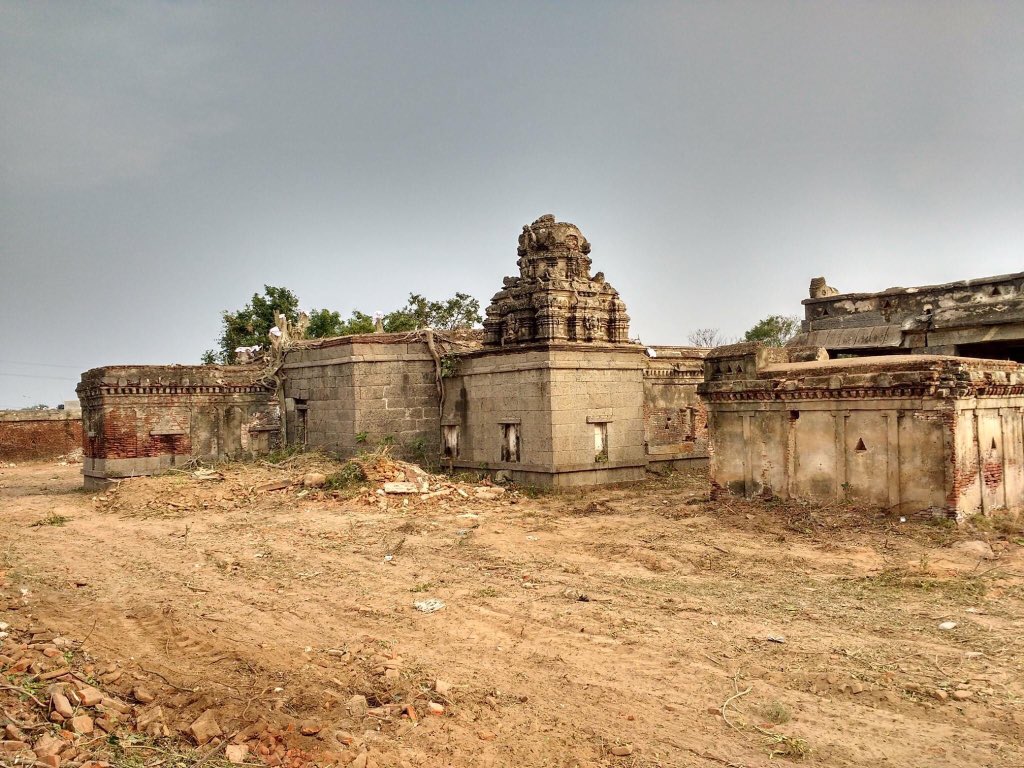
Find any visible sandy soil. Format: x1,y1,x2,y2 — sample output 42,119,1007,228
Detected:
2,455,1023,768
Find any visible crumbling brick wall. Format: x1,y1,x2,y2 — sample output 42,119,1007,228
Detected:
642,347,709,464
77,365,278,488
0,410,82,461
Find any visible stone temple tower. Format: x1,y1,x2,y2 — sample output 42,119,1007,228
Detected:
482,214,631,346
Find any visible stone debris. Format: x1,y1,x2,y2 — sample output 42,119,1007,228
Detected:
132,684,156,703
938,621,958,631
70,714,94,734
383,481,419,494
226,743,249,763
76,684,104,706
50,689,74,718
0,579,458,768
346,694,369,717
93,449,521,518
302,472,327,488
189,709,223,745
413,598,446,613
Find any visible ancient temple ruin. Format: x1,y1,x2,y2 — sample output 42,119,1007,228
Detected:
78,365,278,489
702,271,1024,519
792,271,1024,360
79,215,708,488
72,212,1024,517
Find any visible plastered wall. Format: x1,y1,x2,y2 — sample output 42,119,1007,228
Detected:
701,344,1024,519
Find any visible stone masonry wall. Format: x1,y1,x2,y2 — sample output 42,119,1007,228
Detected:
443,345,648,486
0,410,83,461
796,271,1024,356
280,334,441,460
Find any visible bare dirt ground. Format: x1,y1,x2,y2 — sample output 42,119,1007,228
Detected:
2,454,1023,768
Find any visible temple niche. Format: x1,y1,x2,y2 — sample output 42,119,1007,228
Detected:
482,214,631,346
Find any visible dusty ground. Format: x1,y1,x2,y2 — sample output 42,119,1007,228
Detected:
2,454,1023,768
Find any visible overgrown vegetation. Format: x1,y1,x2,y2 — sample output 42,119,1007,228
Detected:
323,461,368,491
30,513,70,527
203,285,481,364
744,314,801,346
760,701,791,725
848,566,987,602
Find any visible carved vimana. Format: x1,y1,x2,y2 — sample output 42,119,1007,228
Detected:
483,214,632,346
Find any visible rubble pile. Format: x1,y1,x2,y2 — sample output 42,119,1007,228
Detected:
339,451,512,507
54,448,84,466
0,594,139,767
92,450,517,517
0,577,450,768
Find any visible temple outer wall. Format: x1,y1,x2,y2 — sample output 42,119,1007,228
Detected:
279,335,441,460
282,336,709,486
643,346,709,470
700,344,1024,519
442,345,648,487
77,366,278,489
0,409,83,462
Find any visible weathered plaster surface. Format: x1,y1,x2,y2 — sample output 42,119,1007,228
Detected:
700,343,1024,519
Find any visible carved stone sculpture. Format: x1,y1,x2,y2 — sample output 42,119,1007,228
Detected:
810,276,839,299
483,215,632,347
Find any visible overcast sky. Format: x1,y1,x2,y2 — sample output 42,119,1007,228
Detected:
2,1,1023,408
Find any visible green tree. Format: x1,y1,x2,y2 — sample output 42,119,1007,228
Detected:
211,285,301,364
392,292,482,331
206,287,483,363
305,308,345,338
743,315,801,347
337,310,376,335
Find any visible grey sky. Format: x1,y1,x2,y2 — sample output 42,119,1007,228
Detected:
2,1,1023,408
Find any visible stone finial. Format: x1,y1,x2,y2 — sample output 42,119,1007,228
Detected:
810,276,839,299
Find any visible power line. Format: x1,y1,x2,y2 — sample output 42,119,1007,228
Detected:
0,372,79,382
0,359,89,370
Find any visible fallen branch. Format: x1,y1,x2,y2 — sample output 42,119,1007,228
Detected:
137,664,195,692
0,683,46,709
720,684,752,732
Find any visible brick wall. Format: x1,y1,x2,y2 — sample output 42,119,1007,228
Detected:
0,410,82,461
77,365,279,487
642,346,709,461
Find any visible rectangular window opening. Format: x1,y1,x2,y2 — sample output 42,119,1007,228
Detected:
500,423,520,463
594,422,609,462
442,424,460,458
